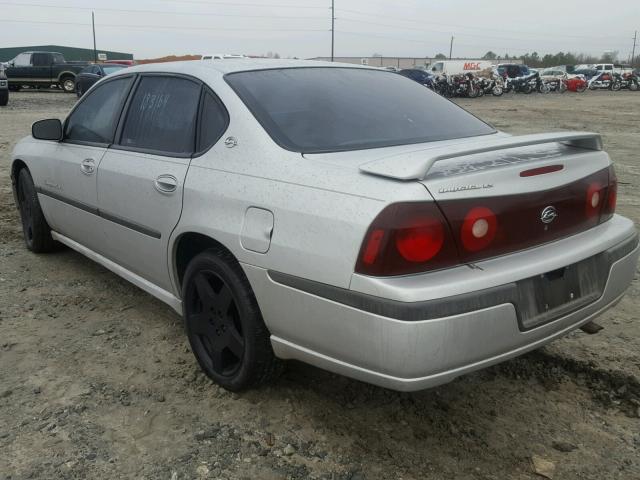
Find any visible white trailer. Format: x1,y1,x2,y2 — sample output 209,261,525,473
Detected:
429,60,496,75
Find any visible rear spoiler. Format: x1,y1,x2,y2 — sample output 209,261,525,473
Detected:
359,132,603,181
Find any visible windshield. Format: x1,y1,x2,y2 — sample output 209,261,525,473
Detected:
225,67,495,154
102,65,125,75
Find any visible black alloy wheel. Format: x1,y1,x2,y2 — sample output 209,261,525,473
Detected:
183,249,282,391
16,169,56,252
188,270,245,376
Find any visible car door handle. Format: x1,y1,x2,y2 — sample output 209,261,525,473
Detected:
80,158,96,175
154,174,178,193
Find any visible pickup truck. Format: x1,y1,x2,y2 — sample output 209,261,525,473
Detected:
0,65,8,106
4,51,88,93
594,63,633,75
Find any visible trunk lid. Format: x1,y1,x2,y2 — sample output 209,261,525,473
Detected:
311,131,615,268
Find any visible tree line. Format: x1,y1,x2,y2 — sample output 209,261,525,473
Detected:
429,51,628,67
480,50,623,67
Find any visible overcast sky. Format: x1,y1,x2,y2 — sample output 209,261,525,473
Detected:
1,0,637,60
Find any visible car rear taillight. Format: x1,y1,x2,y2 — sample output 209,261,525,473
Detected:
460,207,497,252
357,167,619,278
601,165,617,222
355,202,459,276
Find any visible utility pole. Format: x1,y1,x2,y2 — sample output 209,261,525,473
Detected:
92,12,97,63
632,30,637,67
449,35,454,59
330,0,335,62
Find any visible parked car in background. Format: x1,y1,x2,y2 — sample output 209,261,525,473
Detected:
4,51,88,93
0,65,8,106
497,63,530,78
10,60,638,392
398,68,432,85
572,67,599,81
75,64,128,97
540,68,567,81
594,64,633,75
201,54,246,61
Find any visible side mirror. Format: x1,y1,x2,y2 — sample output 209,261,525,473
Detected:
32,119,63,141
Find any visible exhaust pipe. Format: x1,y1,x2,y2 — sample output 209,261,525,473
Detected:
580,321,604,334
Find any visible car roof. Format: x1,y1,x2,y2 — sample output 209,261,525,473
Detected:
117,58,373,77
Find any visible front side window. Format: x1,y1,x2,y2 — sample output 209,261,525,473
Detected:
65,76,133,144
52,54,65,64
226,67,495,154
120,76,201,155
13,53,31,66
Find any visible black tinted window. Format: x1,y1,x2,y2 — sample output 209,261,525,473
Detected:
226,68,495,153
198,90,229,151
120,76,200,155
65,77,133,144
32,53,50,67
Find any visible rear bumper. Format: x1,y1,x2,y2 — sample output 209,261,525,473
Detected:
243,215,638,392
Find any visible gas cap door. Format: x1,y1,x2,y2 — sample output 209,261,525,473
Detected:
240,207,274,254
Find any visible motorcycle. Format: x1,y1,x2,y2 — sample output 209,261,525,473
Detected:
566,76,588,93
505,72,545,94
448,73,480,98
621,72,639,91
588,71,621,91
479,74,504,96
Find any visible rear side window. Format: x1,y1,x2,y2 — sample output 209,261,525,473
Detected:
120,76,201,155
32,53,50,67
197,90,229,152
65,76,133,144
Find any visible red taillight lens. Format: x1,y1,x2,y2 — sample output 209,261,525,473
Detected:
395,220,444,262
355,203,459,276
601,165,617,221
460,207,497,252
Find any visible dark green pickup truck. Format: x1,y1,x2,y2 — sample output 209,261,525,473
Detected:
4,51,89,93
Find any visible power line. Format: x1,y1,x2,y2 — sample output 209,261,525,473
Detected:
0,1,326,19
155,0,328,8
337,17,626,48
334,30,589,54
338,7,629,41
0,18,327,33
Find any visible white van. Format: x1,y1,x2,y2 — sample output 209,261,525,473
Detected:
429,60,494,76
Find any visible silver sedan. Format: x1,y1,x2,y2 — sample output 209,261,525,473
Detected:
10,60,638,391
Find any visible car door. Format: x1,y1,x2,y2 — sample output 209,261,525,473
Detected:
96,75,205,291
81,65,101,92
38,75,134,251
7,52,32,84
30,53,54,85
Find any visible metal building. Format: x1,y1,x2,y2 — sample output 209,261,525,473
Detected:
0,45,133,63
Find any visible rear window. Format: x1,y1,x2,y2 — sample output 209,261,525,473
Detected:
225,67,495,154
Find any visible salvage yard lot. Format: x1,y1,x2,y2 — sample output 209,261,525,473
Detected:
0,90,639,480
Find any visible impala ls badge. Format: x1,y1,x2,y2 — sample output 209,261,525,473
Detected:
541,206,558,224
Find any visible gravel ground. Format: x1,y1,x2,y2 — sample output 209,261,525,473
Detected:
0,90,639,480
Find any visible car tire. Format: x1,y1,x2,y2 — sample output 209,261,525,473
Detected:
0,89,7,106
182,248,283,391
60,77,75,93
16,169,57,253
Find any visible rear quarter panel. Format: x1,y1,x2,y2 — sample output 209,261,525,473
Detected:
172,75,432,292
